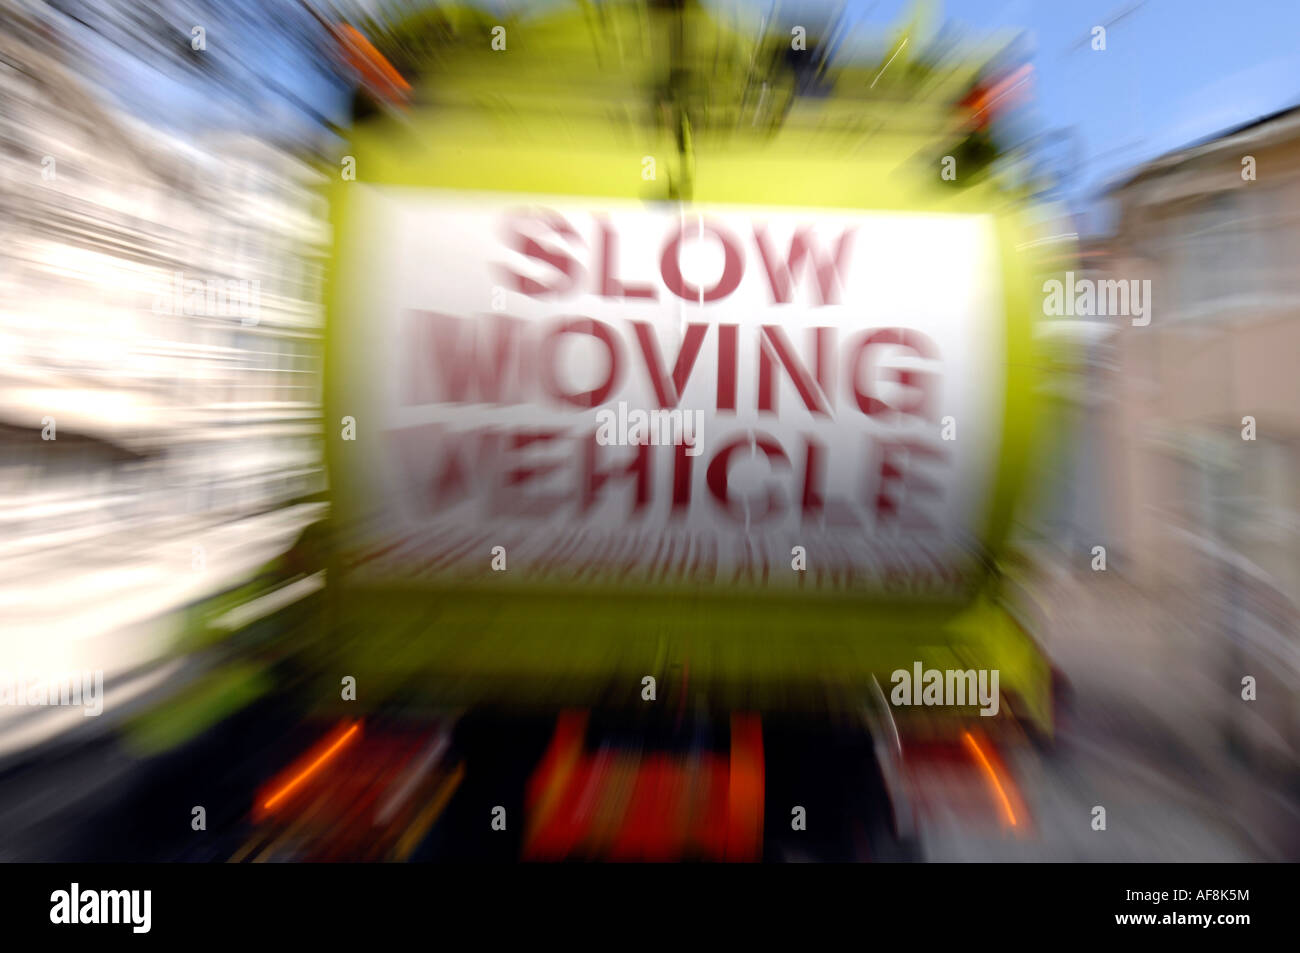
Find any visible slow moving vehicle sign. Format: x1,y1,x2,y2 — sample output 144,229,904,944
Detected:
333,191,1007,600
319,1,1057,731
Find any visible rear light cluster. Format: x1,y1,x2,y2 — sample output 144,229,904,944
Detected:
523,710,765,861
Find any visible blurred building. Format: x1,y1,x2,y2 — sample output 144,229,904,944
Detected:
0,6,329,565
1028,230,1121,557
1101,107,1300,770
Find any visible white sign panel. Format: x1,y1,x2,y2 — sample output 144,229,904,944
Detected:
333,188,1007,597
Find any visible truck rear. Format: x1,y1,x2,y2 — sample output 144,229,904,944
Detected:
308,0,1062,860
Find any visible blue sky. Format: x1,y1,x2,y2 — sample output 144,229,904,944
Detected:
68,0,1300,231
844,0,1300,218
228,0,1300,203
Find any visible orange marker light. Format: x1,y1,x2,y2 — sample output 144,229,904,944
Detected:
962,730,1018,828
262,721,362,812
336,24,411,105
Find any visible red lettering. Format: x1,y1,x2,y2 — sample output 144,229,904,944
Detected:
405,311,522,405
873,439,946,529
757,325,831,415
541,318,623,408
388,423,491,514
631,321,708,408
671,440,694,513
660,220,744,303
706,433,790,524
753,226,853,305
494,429,569,517
716,324,738,412
849,328,938,421
582,434,651,513
499,212,583,297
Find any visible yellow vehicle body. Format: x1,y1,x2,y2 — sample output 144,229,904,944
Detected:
315,1,1057,736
